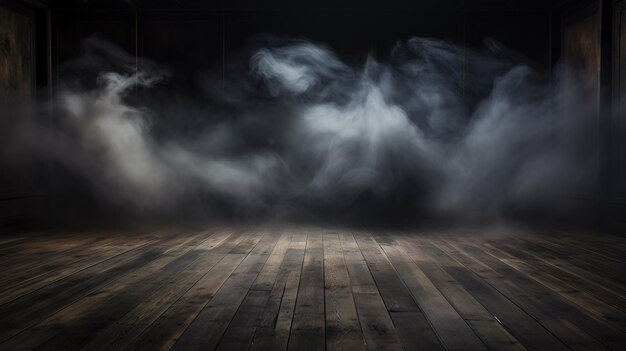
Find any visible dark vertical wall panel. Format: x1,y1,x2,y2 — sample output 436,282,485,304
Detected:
466,11,552,68
561,1,602,161
54,11,136,68
140,14,222,91
562,3,601,106
0,3,42,225
602,0,626,230
225,11,465,62
553,0,602,227
614,1,626,191
51,8,552,80
0,5,33,103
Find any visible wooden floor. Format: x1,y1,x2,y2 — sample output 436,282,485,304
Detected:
0,226,624,350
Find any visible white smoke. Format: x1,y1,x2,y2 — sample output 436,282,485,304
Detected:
6,36,597,223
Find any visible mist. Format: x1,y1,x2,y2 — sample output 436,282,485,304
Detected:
2,36,598,226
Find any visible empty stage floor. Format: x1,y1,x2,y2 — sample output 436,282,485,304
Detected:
0,226,624,350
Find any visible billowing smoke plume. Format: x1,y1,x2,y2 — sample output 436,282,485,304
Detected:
3,36,598,224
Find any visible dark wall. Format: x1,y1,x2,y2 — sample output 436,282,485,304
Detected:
43,2,558,222
50,5,554,82
37,2,553,222
0,1,49,226
603,0,626,231
548,0,626,233
10,0,626,230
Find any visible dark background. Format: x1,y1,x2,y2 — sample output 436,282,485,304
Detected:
1,0,626,232
51,1,555,86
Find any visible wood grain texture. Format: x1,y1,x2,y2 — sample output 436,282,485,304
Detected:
0,226,623,350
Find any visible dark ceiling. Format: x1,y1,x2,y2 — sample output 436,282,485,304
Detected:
42,0,567,11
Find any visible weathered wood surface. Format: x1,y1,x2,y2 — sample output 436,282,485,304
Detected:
0,226,624,350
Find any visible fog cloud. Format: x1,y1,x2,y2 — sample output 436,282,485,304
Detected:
4,36,597,224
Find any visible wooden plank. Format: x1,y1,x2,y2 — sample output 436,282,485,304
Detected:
251,229,291,291
353,233,420,313
482,239,626,331
0,232,182,343
250,231,307,351
0,226,623,350
370,233,486,351
216,230,291,350
0,233,155,305
544,231,626,264
0,235,33,248
354,233,444,351
340,232,404,351
502,236,626,312
0,234,101,278
435,238,607,350
171,230,279,350
0,235,104,285
0,229,142,271
392,233,527,351
525,236,626,289
514,237,626,305
77,229,236,351
449,239,625,350
37,250,204,350
322,231,364,351
216,290,271,350
428,237,570,351
0,231,217,350
126,229,262,351
399,235,526,351
288,231,325,351
19,230,214,349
